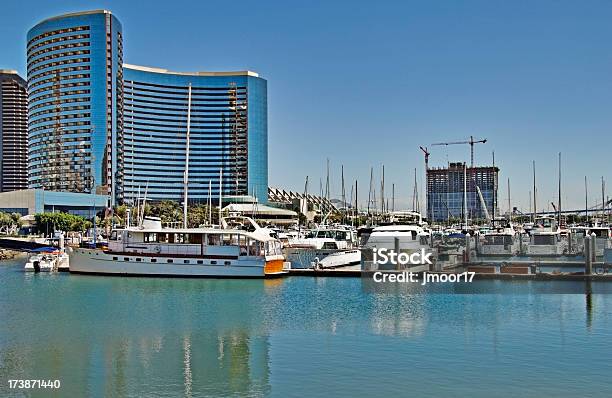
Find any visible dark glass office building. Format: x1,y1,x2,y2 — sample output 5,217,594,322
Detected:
121,64,268,204
0,70,28,192
26,10,123,203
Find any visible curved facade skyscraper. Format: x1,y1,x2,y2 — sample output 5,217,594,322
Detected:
26,10,123,202
121,64,268,204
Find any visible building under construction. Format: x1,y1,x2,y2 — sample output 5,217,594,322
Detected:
426,162,499,223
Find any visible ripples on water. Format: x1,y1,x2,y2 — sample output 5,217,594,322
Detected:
1,257,612,397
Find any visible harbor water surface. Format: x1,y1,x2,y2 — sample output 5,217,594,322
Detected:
1,256,612,397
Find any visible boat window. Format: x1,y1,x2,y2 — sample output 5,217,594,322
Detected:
249,240,260,256
110,231,118,241
592,229,609,238
184,260,190,264
151,258,157,263
412,231,417,241
336,231,348,241
157,233,169,243
189,234,202,244
534,235,555,245
211,261,217,265
175,234,188,244
224,261,231,266
239,235,248,256
144,233,157,243
113,256,118,261
197,260,203,265
123,257,129,261
207,234,220,246
167,259,173,263
222,234,234,246
136,258,142,262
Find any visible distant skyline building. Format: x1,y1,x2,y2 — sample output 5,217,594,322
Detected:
121,64,268,204
26,10,123,203
426,162,499,222
0,70,28,192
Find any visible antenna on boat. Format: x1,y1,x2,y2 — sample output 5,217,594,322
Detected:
218,168,223,226
208,180,212,226
183,83,192,229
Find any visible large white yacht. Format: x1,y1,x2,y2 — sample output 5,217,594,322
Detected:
69,216,288,278
526,216,566,256
477,218,518,256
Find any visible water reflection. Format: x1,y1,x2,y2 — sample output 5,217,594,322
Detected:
2,259,612,397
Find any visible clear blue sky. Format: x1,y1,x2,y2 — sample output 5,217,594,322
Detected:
2,0,611,212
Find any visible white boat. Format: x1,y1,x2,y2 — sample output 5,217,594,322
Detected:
68,216,288,278
477,218,518,256
364,212,434,272
312,249,361,269
526,216,567,256
570,225,611,257
288,225,357,250
24,247,69,272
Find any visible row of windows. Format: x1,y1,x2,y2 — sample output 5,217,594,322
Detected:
29,97,90,113
29,112,91,128
29,65,91,86
110,256,231,266
28,57,90,76
29,89,91,105
124,84,247,96
28,33,91,53
125,80,246,91
125,103,248,114
29,73,91,91
28,49,91,71
30,105,91,119
125,92,247,103
28,41,90,62
29,81,90,97
28,26,90,48
29,119,91,134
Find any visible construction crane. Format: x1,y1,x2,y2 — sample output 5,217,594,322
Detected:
431,136,487,167
419,146,430,170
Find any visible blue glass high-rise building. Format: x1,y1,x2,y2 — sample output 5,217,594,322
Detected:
121,64,268,204
27,10,123,203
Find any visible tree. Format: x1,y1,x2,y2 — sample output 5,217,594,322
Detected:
34,212,91,235
0,212,22,235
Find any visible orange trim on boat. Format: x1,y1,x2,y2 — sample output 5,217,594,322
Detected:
264,259,284,274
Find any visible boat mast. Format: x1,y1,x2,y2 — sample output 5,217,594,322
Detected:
183,83,192,229
392,183,395,213
218,168,223,225
532,160,537,223
557,152,561,227
463,162,468,229
507,178,511,221
208,180,212,225
585,176,588,223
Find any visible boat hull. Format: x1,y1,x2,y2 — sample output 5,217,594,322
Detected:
69,248,286,278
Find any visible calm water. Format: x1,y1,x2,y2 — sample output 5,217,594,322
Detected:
1,256,612,398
